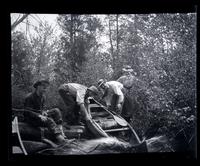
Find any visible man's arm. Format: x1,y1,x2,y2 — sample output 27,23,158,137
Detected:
111,84,124,114
75,89,91,120
112,85,124,105
24,96,41,119
79,103,91,120
116,76,125,84
24,106,48,121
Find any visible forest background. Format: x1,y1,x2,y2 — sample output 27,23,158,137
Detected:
11,14,196,151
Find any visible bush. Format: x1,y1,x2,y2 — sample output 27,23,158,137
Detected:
12,85,28,108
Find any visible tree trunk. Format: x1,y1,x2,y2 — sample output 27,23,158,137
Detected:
108,16,114,57
36,35,47,78
11,14,29,31
70,15,77,81
108,15,116,74
116,14,119,54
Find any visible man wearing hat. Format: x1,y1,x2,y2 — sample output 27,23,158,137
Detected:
58,83,99,125
24,79,66,144
58,83,108,137
97,79,124,115
116,65,138,123
117,65,135,90
98,78,136,123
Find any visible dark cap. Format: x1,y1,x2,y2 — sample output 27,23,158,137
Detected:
33,79,50,88
87,86,99,95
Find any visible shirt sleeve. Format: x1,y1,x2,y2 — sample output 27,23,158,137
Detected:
59,84,69,91
117,76,125,84
76,89,86,105
112,84,124,104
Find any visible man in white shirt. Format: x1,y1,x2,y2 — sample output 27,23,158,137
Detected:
98,79,124,115
58,83,109,137
58,83,99,124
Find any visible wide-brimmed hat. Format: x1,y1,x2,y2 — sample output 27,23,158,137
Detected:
33,79,50,88
87,86,99,95
122,65,133,72
97,79,105,87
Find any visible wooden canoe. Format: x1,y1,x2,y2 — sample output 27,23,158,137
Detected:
87,97,142,145
11,99,144,155
12,116,56,155
12,116,28,155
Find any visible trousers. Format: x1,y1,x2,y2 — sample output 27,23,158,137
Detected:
58,88,82,125
110,93,134,123
24,108,63,136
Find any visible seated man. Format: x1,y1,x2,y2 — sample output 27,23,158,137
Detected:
58,83,108,137
24,79,66,144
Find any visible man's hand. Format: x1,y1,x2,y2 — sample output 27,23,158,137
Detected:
116,103,122,114
42,111,48,116
79,103,91,121
117,103,122,110
39,115,47,121
85,114,92,121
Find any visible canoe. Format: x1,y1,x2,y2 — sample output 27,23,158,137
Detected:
12,116,56,155
12,116,28,155
87,97,142,145
11,99,144,155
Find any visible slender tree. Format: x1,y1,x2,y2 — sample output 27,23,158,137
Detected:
11,14,29,31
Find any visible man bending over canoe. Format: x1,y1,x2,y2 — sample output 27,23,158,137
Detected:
58,83,108,138
97,79,134,123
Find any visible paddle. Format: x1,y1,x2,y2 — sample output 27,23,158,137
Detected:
89,98,128,127
89,98,142,144
106,109,128,127
41,138,58,148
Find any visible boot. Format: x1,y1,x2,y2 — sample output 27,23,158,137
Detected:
133,141,148,153
55,134,66,144
58,125,67,139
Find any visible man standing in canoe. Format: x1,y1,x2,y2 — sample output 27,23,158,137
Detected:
24,79,66,144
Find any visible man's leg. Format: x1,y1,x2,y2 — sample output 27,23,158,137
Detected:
42,117,66,144
23,111,42,127
47,108,66,138
110,94,121,114
121,94,134,123
58,88,76,112
23,111,46,140
58,88,78,124
47,108,63,125
24,111,66,144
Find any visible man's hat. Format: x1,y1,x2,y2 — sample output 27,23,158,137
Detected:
33,79,50,88
97,79,105,87
87,86,99,95
122,65,133,72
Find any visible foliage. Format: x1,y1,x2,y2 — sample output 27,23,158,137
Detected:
56,14,104,83
11,14,196,152
11,31,33,90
